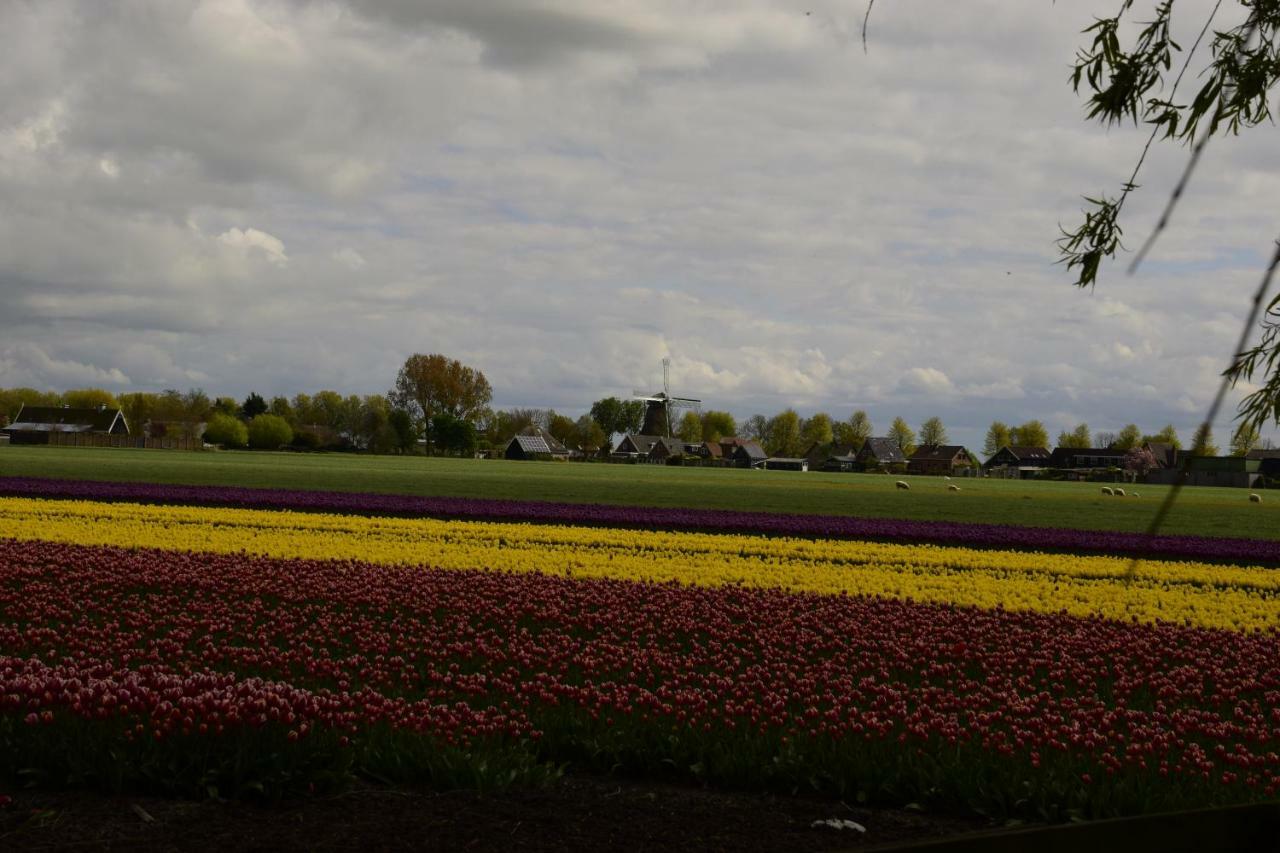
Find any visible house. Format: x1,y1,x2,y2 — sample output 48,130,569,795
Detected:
1259,457,1280,484
1148,456,1261,488
2,404,129,445
1047,447,1128,472
1245,448,1280,461
1142,441,1179,469
802,442,856,471
855,437,907,471
504,434,554,460
765,457,808,472
504,427,570,461
697,441,725,464
907,445,973,476
728,440,768,469
983,445,1051,478
611,434,664,462
646,436,685,464
822,450,861,472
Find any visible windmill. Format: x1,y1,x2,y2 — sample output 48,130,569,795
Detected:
633,358,701,438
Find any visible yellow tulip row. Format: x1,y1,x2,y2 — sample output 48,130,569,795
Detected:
3,497,1276,632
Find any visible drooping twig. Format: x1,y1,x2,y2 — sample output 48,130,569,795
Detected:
1105,0,1225,272
862,0,876,54
1129,8,1259,274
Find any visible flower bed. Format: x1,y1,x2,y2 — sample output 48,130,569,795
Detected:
2,476,1277,565
2,538,1278,817
3,496,1279,632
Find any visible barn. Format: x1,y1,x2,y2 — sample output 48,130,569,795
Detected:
2,404,129,445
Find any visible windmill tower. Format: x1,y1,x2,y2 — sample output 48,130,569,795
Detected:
633,358,701,438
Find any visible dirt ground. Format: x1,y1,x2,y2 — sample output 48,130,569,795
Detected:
0,775,991,852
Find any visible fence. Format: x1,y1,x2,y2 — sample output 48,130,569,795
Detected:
46,432,202,451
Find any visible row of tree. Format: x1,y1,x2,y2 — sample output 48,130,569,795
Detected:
982,419,1273,458
3,347,1274,459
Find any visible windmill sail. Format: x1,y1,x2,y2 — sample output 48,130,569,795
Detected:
633,359,701,438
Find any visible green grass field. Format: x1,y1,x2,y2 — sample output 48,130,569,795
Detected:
2,444,1276,540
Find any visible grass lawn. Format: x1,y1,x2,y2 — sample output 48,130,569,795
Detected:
1,444,1276,540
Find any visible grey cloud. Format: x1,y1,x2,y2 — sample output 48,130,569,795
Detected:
0,0,1275,449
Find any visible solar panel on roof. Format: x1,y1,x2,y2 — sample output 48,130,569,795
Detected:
517,435,551,454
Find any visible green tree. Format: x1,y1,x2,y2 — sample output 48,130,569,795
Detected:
309,390,346,429
117,392,157,433
983,421,1011,456
800,412,834,450
1142,424,1181,450
430,412,478,457
1010,420,1049,450
1194,428,1219,457
268,395,295,424
291,393,316,425
212,397,238,417
388,408,418,453
574,414,607,456
548,412,578,447
357,395,392,452
1231,422,1261,457
833,410,873,450
240,392,268,420
764,409,802,457
677,410,703,443
389,353,493,443
1056,423,1092,449
248,414,293,449
1114,424,1143,451
699,410,736,442
204,412,248,448
588,397,646,437
918,416,947,447
62,388,119,410
888,416,916,456
181,389,212,421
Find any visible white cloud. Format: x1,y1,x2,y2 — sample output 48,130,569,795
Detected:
216,227,288,267
0,343,130,387
332,247,367,270
900,367,955,396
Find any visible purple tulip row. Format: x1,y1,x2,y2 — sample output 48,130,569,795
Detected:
2,475,1277,565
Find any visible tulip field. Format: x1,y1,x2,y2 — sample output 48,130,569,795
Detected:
2,475,1279,823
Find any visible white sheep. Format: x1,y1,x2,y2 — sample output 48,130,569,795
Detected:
1113,487,1126,497
1250,493,1263,503
1100,487,1113,496
895,480,910,490
947,484,961,492
1132,492,1140,498
944,476,951,481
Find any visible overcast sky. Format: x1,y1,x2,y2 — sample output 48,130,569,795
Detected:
1,0,1276,448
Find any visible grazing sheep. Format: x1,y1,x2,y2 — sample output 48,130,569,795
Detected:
1250,493,1263,503
1113,487,1126,497
947,484,961,492
944,476,951,481
1100,487,1113,496
1132,492,1140,498
895,480,910,490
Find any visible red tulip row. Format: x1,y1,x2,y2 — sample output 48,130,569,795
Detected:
2,538,1278,816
